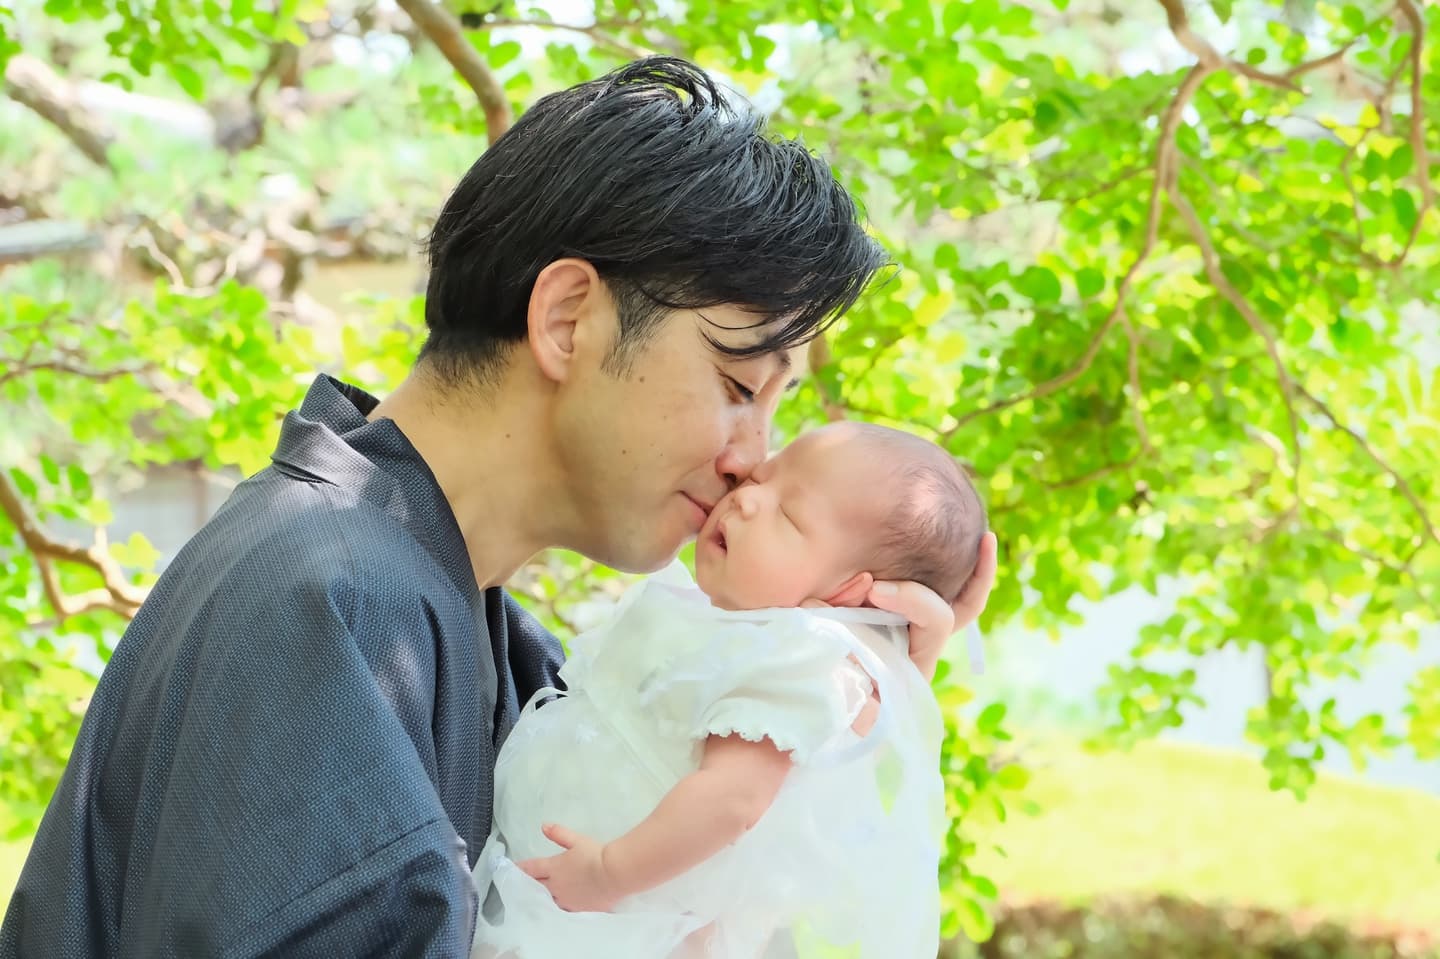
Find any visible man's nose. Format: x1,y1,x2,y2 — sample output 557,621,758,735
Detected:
717,411,769,490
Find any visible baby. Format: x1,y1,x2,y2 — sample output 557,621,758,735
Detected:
471,421,987,959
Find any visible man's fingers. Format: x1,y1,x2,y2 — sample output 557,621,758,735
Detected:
951,531,998,628
868,580,953,681
867,580,953,638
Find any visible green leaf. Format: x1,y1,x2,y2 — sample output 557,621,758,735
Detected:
168,61,204,99
1015,266,1062,304
934,242,959,272
995,764,1030,790
9,466,37,501
1033,99,1060,132
67,464,92,503
1389,144,1414,178
977,701,1007,733
957,896,994,941
942,1,969,33
1075,267,1105,299
489,40,522,69
1362,149,1385,181
1096,484,1119,512
1393,189,1418,231
750,33,776,65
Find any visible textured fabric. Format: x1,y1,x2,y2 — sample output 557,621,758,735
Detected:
0,374,564,959
473,564,947,959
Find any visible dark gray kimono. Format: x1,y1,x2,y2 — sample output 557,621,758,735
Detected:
1,375,564,957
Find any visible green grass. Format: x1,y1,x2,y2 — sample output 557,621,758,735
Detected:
974,738,1440,929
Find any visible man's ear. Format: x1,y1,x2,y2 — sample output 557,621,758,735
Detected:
823,572,875,608
526,258,602,384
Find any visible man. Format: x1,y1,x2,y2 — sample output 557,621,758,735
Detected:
1,57,996,956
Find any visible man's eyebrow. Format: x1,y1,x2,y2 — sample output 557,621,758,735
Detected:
775,351,800,391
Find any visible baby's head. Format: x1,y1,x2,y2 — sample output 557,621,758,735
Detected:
694,422,986,611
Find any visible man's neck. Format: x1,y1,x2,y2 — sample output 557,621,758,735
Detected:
367,366,570,591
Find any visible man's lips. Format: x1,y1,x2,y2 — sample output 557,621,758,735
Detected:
684,494,715,527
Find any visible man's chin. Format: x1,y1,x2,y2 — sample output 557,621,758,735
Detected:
602,539,686,576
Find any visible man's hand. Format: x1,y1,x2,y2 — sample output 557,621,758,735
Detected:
516,823,626,913
867,530,997,680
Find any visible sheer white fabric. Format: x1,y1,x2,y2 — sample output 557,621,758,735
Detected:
471,563,946,958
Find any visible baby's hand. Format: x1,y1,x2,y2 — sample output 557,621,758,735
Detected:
516,823,625,913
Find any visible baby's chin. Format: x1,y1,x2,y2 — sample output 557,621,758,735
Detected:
694,568,744,610
695,570,803,611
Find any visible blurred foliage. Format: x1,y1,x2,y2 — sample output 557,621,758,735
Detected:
3,0,1439,942
969,738,1440,930
955,895,1439,959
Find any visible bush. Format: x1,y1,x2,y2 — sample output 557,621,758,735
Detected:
947,896,1439,959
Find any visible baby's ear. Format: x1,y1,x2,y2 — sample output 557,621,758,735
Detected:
824,572,874,608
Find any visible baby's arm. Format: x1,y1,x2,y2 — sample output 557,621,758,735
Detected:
607,733,790,891
517,733,791,912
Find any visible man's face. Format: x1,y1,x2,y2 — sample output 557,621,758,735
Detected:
552,301,805,574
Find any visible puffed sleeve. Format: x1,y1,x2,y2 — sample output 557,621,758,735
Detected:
639,610,871,765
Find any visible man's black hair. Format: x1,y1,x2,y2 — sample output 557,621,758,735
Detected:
421,56,890,384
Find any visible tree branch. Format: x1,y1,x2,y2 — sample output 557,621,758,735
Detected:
0,471,147,624
395,0,513,144
3,54,114,169
807,334,847,422
1121,314,1154,454
1339,125,1376,254
1048,458,1139,491
1394,0,1433,264
943,62,1208,440
1315,525,1439,627
477,17,655,61
806,334,952,435
0,359,153,390
1282,40,1359,81
1168,183,1303,495
1151,0,1314,502
1155,0,1354,93
1295,382,1439,550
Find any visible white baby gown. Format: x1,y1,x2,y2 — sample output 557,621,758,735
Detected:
471,563,946,959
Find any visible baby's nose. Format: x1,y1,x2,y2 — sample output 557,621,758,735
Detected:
735,487,760,519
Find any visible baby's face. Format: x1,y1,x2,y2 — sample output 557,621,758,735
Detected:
694,424,893,610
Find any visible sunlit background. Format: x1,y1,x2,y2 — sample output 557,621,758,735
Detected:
3,0,1438,954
